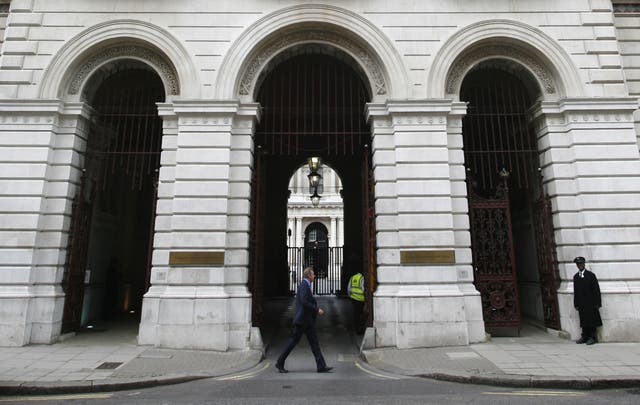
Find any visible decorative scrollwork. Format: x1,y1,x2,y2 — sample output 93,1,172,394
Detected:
68,45,179,95
446,45,556,95
239,30,387,96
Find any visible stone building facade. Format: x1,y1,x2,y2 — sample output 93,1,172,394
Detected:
0,0,639,350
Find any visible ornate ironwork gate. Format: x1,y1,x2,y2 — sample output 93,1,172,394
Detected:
533,184,561,329
61,172,93,333
362,146,376,327
462,68,560,334
468,175,521,332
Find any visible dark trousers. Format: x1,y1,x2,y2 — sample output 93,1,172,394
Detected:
352,300,365,334
582,326,597,340
277,324,326,370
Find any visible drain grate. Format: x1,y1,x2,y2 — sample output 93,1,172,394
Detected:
95,362,123,370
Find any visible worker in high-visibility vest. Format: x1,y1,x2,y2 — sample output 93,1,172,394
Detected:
347,272,365,335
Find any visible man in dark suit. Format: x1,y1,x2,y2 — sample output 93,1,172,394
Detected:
275,267,332,373
573,256,602,345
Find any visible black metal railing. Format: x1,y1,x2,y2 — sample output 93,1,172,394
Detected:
288,246,343,295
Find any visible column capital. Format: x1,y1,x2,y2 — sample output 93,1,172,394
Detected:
366,99,458,119
366,99,467,130
156,99,261,120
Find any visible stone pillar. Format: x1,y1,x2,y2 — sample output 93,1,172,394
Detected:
295,216,303,248
330,217,337,247
138,100,260,350
287,218,294,247
0,100,91,346
532,98,640,342
366,100,485,349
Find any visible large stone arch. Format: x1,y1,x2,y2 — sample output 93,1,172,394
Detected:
39,19,200,100
215,4,409,102
427,20,584,99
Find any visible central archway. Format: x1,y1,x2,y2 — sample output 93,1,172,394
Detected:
249,49,376,335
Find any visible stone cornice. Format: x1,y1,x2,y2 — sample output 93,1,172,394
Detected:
0,99,64,113
533,98,639,114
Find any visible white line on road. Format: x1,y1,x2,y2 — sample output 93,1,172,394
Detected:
215,361,271,381
0,393,113,402
354,360,401,380
483,390,587,397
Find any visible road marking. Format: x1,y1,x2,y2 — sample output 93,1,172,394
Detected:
216,361,271,381
483,390,587,397
354,360,401,380
0,393,113,402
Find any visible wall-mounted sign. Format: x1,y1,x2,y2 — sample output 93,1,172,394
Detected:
400,250,455,265
169,251,224,266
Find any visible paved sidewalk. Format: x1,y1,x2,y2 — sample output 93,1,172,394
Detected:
2,313,640,394
0,326,262,395
362,326,640,389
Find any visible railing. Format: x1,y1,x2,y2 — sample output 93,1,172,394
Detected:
288,247,343,296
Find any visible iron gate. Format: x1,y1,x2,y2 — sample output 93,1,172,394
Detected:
462,68,560,334
468,176,521,332
288,247,343,295
61,172,93,333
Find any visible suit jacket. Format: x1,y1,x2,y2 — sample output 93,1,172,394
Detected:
293,279,318,327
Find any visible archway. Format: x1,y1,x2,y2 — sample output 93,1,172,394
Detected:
61,64,165,333
249,49,376,335
461,60,560,336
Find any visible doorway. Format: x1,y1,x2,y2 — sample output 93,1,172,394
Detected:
461,64,561,336
249,49,376,332
61,68,164,333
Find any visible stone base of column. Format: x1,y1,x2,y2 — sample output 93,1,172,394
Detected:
138,285,252,351
0,286,64,346
373,283,485,349
0,295,30,346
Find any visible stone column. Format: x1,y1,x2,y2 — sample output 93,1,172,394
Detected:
531,98,640,342
366,100,484,349
138,100,260,350
295,216,303,248
0,100,91,346
330,217,337,247
287,218,294,247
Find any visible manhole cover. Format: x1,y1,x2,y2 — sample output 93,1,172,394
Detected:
96,362,123,370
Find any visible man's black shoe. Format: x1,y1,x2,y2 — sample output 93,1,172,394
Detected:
585,338,596,345
317,367,333,373
576,337,587,344
275,364,289,373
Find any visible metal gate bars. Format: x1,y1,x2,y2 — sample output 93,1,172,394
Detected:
462,68,561,334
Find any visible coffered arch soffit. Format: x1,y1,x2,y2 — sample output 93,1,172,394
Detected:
39,20,200,100
427,20,584,99
215,4,409,101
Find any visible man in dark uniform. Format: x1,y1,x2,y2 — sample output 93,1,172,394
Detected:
573,256,602,345
275,267,333,373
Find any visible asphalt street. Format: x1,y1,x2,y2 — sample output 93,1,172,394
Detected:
1,297,640,404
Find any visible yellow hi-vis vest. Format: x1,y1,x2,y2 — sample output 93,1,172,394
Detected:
349,273,365,302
